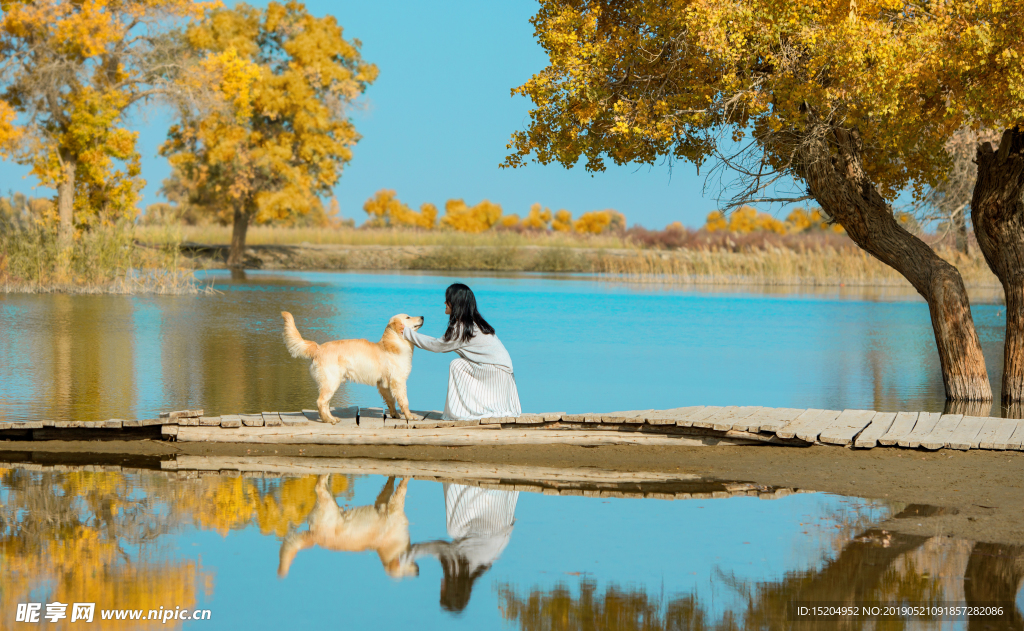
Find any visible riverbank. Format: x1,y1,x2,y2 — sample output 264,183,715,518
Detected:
2,440,1020,545
174,240,1003,293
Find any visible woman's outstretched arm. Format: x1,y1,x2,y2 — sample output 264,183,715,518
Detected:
405,327,467,353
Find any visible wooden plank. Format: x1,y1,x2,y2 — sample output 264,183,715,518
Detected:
879,412,919,446
898,412,942,448
775,409,824,440
946,415,988,450
795,409,843,443
677,406,723,428
359,417,385,430
161,425,179,437
510,414,546,424
178,416,200,426
819,409,877,445
750,408,806,433
918,414,964,451
199,416,222,426
220,417,242,428
278,412,305,425
162,409,203,420
358,407,385,421
977,417,1018,450
599,410,652,424
0,421,44,430
690,406,739,429
562,413,600,422
238,413,262,428
174,424,765,447
853,412,897,449
693,406,760,431
414,410,444,421
644,406,704,426
1006,420,1024,450
713,406,763,432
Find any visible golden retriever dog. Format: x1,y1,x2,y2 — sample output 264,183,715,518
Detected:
278,475,419,579
281,311,424,423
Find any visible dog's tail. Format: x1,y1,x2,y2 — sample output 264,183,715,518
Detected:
281,312,318,359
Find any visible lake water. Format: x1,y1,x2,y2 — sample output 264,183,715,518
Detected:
0,270,1013,423
2,272,1023,629
2,461,1022,630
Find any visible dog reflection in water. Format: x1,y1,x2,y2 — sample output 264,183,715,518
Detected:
278,475,419,579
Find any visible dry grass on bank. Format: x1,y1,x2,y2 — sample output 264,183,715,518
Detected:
596,247,1000,287
1,223,209,295
135,224,1002,291
136,224,628,249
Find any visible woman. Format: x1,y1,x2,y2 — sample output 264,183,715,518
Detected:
404,283,521,421
399,484,519,612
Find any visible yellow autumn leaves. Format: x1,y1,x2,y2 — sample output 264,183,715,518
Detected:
505,0,1024,203
362,190,625,235
0,0,214,236
705,207,845,235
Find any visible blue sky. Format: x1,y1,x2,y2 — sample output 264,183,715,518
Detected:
0,1,739,229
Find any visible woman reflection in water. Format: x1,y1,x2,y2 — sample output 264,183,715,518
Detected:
402,484,519,612
403,283,521,421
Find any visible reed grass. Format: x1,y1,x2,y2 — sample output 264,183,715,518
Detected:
1,220,209,295
135,224,627,249
137,223,1002,292
594,246,1000,288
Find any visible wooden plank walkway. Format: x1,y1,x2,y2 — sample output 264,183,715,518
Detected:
2,405,1024,453
0,456,816,502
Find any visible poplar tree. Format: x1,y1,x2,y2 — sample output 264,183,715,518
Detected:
161,1,377,268
506,0,1024,401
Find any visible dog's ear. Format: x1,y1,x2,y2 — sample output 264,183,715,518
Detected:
392,319,405,334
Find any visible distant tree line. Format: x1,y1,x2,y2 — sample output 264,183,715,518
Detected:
361,189,626,235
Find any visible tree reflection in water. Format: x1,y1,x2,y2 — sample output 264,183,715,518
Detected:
0,467,352,628
498,514,1024,630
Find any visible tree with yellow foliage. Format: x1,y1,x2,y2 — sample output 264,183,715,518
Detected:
440,199,503,233
502,0,1024,401
0,0,211,249
520,203,553,230
574,209,624,235
162,1,377,267
551,209,573,232
363,189,436,229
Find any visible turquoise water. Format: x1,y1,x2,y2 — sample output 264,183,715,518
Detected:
0,270,1010,423
1,272,1022,629
9,463,1020,631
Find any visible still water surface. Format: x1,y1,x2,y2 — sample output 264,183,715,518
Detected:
0,270,1012,423
3,463,1022,630
1,272,1022,629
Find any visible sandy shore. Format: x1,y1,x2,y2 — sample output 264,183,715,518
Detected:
1,440,1020,545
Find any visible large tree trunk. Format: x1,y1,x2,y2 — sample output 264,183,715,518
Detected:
972,127,1024,403
57,155,76,246
227,204,251,269
799,127,991,401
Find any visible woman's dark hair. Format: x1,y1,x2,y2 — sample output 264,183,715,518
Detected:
443,283,494,343
439,552,490,613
